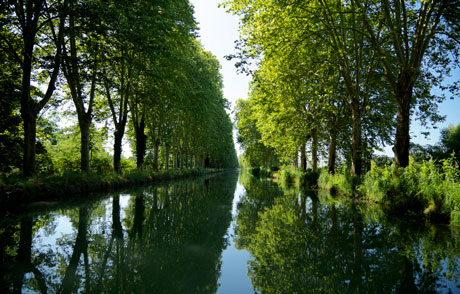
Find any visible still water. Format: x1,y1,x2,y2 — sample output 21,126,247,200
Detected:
1,171,460,293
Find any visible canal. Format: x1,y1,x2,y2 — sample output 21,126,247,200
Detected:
1,170,459,293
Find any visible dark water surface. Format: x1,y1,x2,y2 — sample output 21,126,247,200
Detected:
1,171,460,293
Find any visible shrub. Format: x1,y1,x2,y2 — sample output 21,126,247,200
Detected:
318,168,354,197
360,157,460,222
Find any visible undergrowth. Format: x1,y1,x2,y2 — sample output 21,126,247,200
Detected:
360,157,460,223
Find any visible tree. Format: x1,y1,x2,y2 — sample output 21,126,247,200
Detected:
440,123,460,162
223,0,396,175
355,0,460,169
234,98,278,168
0,0,68,176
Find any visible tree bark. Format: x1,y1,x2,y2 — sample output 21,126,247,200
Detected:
328,130,337,174
311,129,318,173
350,105,362,176
153,139,160,171
301,142,307,172
79,117,91,172
113,129,123,173
174,149,178,170
293,148,298,171
393,75,414,169
180,147,184,169
135,117,146,170
184,149,188,169
22,112,37,177
165,145,170,170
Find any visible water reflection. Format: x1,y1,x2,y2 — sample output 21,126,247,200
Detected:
0,173,238,293
2,171,460,293
236,172,460,293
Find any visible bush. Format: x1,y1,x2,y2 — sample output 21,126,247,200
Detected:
279,169,295,184
360,157,460,222
297,170,319,188
318,168,354,197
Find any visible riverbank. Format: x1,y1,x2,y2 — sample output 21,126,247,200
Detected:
0,168,229,205
245,159,460,225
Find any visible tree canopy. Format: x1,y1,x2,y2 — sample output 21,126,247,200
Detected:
225,0,459,174
0,0,238,176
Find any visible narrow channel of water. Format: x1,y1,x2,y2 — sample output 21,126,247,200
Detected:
1,170,459,293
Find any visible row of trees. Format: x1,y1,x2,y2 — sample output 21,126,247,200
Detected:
226,0,460,175
1,0,238,177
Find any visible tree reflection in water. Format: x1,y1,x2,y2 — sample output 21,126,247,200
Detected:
0,173,238,293
236,172,460,293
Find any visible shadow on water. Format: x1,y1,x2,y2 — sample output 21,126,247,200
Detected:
0,172,238,293
236,170,460,293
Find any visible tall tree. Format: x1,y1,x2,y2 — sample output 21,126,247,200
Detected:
355,0,460,168
62,0,103,172
0,0,67,176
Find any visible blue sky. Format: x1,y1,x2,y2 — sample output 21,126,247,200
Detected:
190,0,460,156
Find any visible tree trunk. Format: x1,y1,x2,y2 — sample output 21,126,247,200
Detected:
79,117,91,172
113,129,123,173
328,130,337,174
153,140,160,171
19,5,41,177
165,145,170,170
293,148,298,171
180,148,184,169
301,142,307,172
135,117,146,170
311,129,318,173
393,77,413,169
22,113,37,177
184,150,188,169
174,149,178,170
350,106,362,176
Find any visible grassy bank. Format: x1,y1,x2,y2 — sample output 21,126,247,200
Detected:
245,157,460,224
0,168,226,205
246,166,320,189
317,158,460,224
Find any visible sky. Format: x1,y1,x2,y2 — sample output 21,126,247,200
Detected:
190,0,460,156
190,0,251,108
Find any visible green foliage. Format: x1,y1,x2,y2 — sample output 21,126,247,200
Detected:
236,175,460,292
318,168,354,197
361,157,460,223
45,124,112,174
0,48,22,173
440,123,460,162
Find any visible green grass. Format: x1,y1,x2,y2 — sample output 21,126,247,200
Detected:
318,168,356,197
359,157,460,223
270,168,319,189
0,167,221,204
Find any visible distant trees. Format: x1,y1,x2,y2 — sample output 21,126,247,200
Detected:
0,0,237,176
225,0,459,174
